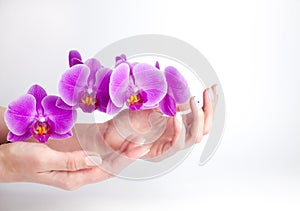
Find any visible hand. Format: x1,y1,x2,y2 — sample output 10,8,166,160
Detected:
143,85,218,161
0,137,149,190
42,85,217,171
104,85,218,161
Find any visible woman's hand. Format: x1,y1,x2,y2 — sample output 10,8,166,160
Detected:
0,136,149,190
143,85,218,161
104,85,218,162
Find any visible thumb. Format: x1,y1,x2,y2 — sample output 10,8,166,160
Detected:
48,150,102,171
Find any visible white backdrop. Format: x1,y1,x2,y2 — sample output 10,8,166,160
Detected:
0,0,299,210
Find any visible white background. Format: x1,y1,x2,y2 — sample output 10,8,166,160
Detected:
0,0,299,210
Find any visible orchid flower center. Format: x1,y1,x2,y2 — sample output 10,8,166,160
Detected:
33,118,50,136
81,88,97,107
126,92,144,108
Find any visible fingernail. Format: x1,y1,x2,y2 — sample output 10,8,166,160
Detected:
86,156,102,166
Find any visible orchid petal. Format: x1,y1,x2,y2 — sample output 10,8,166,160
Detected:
95,68,111,90
4,94,36,135
69,50,82,67
42,95,76,134
159,94,177,116
34,133,51,143
96,69,112,112
133,63,167,106
79,103,96,113
165,66,190,104
7,130,33,142
140,89,166,107
128,102,143,110
70,58,83,67
84,58,101,85
155,61,160,70
55,98,75,110
58,64,90,106
109,63,130,107
115,54,127,63
106,99,122,115
27,84,47,114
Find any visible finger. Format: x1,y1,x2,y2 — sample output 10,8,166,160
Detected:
100,138,151,176
102,135,147,162
44,150,102,172
176,100,191,112
155,116,181,155
119,135,146,152
40,141,149,190
40,166,110,190
122,143,151,160
189,96,201,141
193,108,204,144
171,113,186,150
162,113,186,156
202,88,213,135
211,84,219,109
143,114,185,162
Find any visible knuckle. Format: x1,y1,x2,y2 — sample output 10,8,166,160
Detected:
66,156,78,171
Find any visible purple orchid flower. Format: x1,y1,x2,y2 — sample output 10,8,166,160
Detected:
109,61,167,112
4,84,76,143
59,50,117,114
158,64,190,116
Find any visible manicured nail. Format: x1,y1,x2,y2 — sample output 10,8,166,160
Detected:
86,156,102,166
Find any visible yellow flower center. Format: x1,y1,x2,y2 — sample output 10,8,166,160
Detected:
84,96,95,106
81,92,97,107
33,121,50,136
126,92,145,109
128,94,140,105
